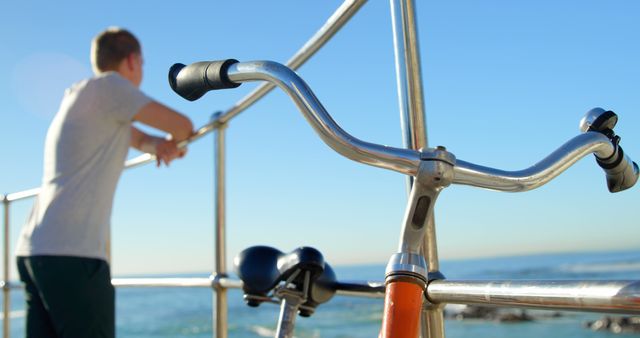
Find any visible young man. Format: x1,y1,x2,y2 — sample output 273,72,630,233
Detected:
15,27,194,338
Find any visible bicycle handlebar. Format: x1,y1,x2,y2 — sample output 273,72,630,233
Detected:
580,108,639,192
598,147,639,192
168,59,240,101
453,132,617,192
168,60,638,193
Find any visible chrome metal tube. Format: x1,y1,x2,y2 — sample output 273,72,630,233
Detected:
14,274,640,315
1,277,240,290
389,0,441,277
422,308,445,338
227,61,422,176
110,276,243,289
5,188,40,202
0,281,21,290
214,123,228,284
218,0,367,125
112,277,215,288
428,280,640,314
211,274,244,290
334,280,385,298
124,121,219,169
394,155,453,256
275,294,304,338
2,198,9,338
453,132,615,192
124,1,367,175
214,123,229,338
390,0,428,153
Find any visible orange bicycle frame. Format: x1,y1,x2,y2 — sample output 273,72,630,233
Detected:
380,280,424,338
379,156,454,337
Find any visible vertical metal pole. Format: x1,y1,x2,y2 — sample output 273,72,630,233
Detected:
390,0,428,156
389,1,445,337
213,115,228,338
3,197,10,338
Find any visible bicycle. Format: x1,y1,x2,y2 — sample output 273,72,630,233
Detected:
167,59,638,337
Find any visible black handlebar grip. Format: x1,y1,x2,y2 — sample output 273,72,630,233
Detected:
596,146,639,193
168,59,240,101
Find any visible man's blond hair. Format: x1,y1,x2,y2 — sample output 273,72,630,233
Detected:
91,27,141,74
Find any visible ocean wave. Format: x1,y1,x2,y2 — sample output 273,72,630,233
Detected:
559,261,640,273
250,325,277,337
250,324,323,338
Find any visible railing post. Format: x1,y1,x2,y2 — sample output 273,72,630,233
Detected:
3,195,10,338
390,0,428,174
212,114,228,338
389,0,446,337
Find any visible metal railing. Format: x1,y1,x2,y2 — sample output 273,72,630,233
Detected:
1,1,368,337
2,1,639,338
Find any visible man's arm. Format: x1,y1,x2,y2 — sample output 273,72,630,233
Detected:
131,127,186,167
130,127,158,153
134,101,194,142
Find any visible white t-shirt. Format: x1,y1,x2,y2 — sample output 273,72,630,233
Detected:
15,72,152,261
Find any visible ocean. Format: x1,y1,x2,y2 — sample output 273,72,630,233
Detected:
2,249,639,337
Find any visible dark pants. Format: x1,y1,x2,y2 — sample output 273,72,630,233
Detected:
16,256,115,338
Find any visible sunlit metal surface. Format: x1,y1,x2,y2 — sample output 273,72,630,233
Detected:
428,279,640,314
213,123,229,338
218,0,367,125
111,277,214,288
390,0,428,153
5,188,40,202
227,61,422,176
110,277,243,289
334,280,385,298
579,107,618,133
390,1,444,310
453,132,615,192
2,198,9,338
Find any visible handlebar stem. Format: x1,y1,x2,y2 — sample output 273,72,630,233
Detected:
386,148,455,284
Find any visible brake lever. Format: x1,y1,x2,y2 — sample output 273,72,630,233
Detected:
580,108,639,192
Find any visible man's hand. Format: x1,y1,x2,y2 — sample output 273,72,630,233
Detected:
131,127,190,167
155,139,187,167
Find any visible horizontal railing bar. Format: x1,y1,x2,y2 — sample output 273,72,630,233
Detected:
123,121,218,169
334,280,385,298
2,277,242,289
112,276,244,289
3,276,385,298
0,281,22,289
6,277,640,313
112,277,214,288
427,279,640,314
4,188,41,203
217,0,367,126
123,153,155,170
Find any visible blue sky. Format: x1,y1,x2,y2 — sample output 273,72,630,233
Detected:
1,1,638,276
